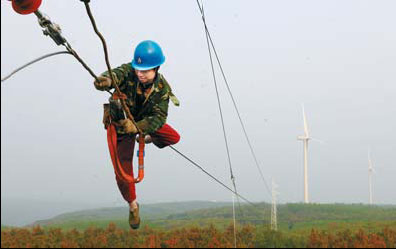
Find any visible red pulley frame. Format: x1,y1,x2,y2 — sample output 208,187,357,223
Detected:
11,0,42,15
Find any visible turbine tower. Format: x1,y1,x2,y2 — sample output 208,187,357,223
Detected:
297,105,311,204
271,178,279,231
368,149,375,205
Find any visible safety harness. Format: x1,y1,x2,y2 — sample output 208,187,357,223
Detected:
106,92,146,184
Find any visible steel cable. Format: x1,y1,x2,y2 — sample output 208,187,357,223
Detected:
195,0,272,198
1,51,72,83
169,146,257,207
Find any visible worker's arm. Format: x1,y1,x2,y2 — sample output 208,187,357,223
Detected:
94,63,133,91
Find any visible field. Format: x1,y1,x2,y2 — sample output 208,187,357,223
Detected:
2,202,396,248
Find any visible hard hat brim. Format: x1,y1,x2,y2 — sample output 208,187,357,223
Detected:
131,56,165,71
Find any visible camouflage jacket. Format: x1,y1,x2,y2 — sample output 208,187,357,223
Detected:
101,63,179,135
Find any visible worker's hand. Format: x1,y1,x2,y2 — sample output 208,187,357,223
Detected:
119,119,138,134
136,134,153,144
94,76,112,91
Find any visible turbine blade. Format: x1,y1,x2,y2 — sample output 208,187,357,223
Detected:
368,149,373,170
302,105,309,137
311,137,325,144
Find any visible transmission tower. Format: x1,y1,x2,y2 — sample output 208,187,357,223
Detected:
271,179,279,231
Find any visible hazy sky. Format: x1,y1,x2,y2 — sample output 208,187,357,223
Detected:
2,0,395,210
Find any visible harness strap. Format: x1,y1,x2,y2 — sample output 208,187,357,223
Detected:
107,124,134,183
107,123,145,184
135,135,145,183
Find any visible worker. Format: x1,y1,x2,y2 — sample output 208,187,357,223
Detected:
94,40,180,229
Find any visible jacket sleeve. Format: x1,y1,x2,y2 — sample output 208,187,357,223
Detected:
100,63,133,90
136,91,169,134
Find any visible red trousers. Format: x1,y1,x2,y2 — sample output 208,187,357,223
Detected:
109,124,180,203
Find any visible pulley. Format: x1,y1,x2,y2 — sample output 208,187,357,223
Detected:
10,0,42,15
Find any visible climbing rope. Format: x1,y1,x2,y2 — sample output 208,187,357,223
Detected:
81,1,140,133
81,0,146,184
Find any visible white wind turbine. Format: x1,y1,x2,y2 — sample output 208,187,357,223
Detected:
297,105,321,204
368,149,375,205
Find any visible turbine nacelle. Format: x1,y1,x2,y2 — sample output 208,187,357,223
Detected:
297,135,310,141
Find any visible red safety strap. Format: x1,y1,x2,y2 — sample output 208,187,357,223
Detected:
135,134,145,183
107,123,145,184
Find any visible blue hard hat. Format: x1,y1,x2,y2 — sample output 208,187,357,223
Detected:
131,40,165,70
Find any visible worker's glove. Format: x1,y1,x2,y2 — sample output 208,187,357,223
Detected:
94,76,112,91
119,119,138,134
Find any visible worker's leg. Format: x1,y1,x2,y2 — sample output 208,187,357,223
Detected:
150,124,180,148
115,134,137,203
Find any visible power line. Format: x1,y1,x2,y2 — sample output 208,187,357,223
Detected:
197,0,239,203
195,0,271,198
1,51,72,83
197,2,240,247
169,146,256,207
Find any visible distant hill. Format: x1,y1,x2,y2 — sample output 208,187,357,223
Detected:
31,201,232,227
163,203,396,233
170,203,396,222
29,202,396,233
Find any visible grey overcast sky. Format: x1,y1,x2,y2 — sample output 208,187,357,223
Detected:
1,0,395,210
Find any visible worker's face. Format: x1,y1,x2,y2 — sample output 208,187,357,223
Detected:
135,69,156,84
